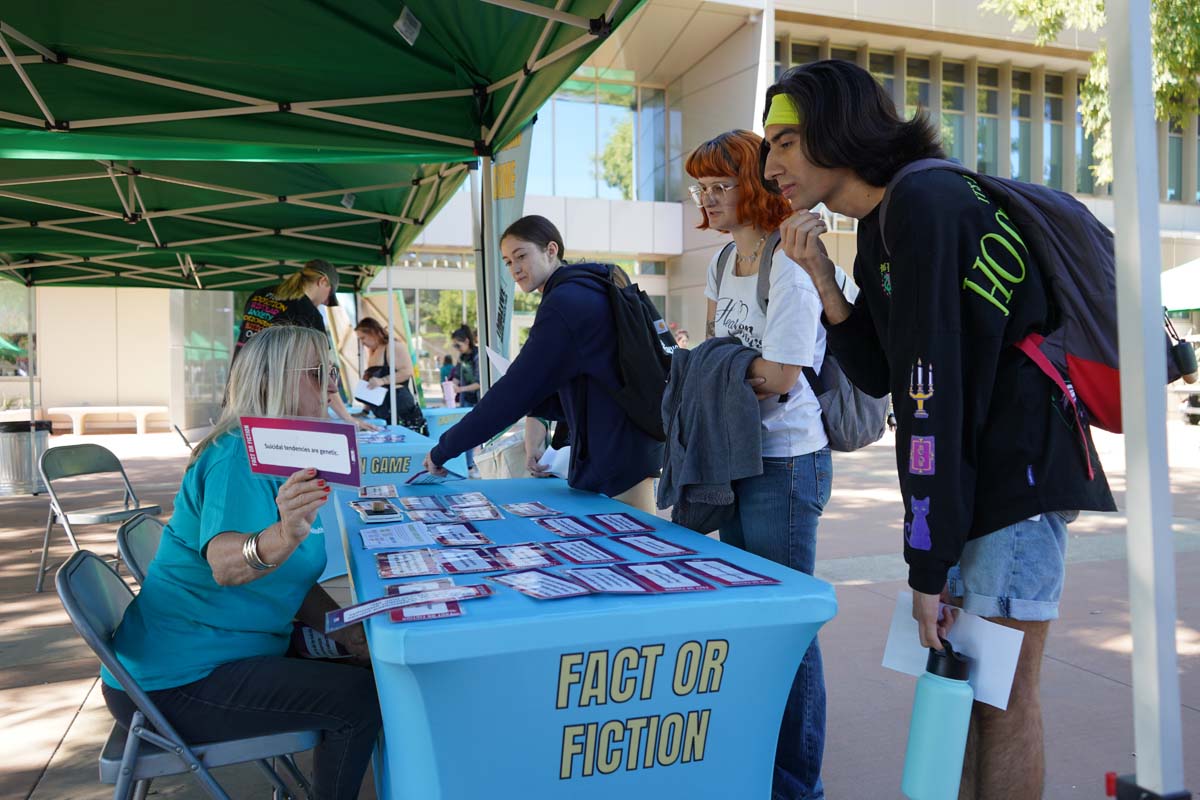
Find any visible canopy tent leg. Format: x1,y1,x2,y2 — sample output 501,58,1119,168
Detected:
27,281,37,495
386,256,397,427
1108,0,1191,796
472,159,493,395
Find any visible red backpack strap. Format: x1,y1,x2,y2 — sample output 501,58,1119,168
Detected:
1014,333,1095,480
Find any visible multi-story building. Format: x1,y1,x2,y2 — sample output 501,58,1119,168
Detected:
3,0,1197,429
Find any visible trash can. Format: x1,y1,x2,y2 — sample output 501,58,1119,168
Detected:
0,420,52,496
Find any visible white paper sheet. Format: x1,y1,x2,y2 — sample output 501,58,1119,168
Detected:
881,591,1024,710
537,446,570,479
485,345,511,377
354,380,387,405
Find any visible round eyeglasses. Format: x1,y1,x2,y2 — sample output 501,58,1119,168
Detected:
687,182,736,208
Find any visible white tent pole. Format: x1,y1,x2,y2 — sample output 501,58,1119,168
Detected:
0,31,55,126
386,259,397,427
1108,0,1188,794
480,0,592,29
0,109,42,127
27,281,36,494
476,158,494,395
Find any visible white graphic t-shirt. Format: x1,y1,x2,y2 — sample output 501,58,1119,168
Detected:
705,247,828,458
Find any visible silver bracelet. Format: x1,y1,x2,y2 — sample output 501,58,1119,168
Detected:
242,532,278,571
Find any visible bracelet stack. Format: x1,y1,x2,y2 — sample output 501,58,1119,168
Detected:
242,532,278,571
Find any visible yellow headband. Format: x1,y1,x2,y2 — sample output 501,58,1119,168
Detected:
764,93,801,127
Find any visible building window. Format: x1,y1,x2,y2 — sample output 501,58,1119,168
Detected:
1167,118,1183,201
774,39,783,80
1011,69,1033,181
1075,78,1097,194
832,47,858,63
1044,74,1065,189
0,280,35,381
637,260,666,276
906,57,931,120
942,61,966,164
977,66,1001,176
791,42,820,67
869,51,896,97
529,70,669,202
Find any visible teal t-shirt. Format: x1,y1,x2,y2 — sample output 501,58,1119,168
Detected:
101,431,327,691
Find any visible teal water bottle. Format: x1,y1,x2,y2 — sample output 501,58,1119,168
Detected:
901,639,974,800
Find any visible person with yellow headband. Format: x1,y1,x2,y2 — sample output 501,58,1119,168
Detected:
762,59,1116,800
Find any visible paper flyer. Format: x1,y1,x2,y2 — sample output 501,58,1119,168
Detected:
679,558,779,587
588,512,655,533
564,567,652,593
353,379,387,406
502,501,562,517
618,561,715,593
325,584,491,631
611,534,698,557
359,523,435,550
489,542,561,570
536,446,570,479
376,549,439,579
545,539,624,565
535,515,603,537
240,416,359,486
358,484,399,499
489,569,592,600
435,547,502,574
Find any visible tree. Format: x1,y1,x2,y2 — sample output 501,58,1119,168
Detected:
982,0,1200,186
600,118,635,200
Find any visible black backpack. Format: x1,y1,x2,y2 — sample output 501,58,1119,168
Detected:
558,265,676,441
713,233,888,452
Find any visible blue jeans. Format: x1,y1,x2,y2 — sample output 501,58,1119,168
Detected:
720,450,833,800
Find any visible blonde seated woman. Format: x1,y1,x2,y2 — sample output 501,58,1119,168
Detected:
101,325,382,800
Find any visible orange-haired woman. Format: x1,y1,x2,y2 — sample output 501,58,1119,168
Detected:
687,129,832,800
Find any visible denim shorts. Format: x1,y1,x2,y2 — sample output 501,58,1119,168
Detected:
945,512,1070,621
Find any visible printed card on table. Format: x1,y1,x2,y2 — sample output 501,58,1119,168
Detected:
618,561,715,593
405,469,466,485
611,533,698,557
443,491,492,508
435,547,502,574
489,569,593,600
398,495,444,511
488,542,561,570
565,566,652,594
588,512,655,533
386,579,487,623
428,522,492,547
407,508,458,523
375,549,439,579
452,505,504,522
324,584,491,632
545,539,625,565
240,416,359,486
358,523,434,550
679,558,779,587
535,515,604,537
358,484,399,499
502,501,562,518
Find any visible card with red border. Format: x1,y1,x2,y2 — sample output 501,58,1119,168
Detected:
427,522,491,547
407,509,459,523
325,584,489,631
375,549,439,579
442,491,492,508
488,542,561,570
358,484,399,499
610,533,698,557
502,501,562,517
564,566,654,593
587,512,655,533
398,495,444,511
451,505,504,522
488,569,592,599
240,416,359,486
617,561,715,593
534,515,604,537
679,558,780,587
387,578,458,622
544,539,625,565
435,547,502,574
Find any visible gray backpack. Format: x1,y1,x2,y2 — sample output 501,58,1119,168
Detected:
713,234,888,452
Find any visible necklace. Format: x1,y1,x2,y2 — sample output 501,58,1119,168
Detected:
735,232,769,270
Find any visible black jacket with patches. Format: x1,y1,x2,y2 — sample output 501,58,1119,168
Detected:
826,168,1115,594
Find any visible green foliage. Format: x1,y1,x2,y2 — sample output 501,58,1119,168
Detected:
422,290,477,343
983,0,1200,186
600,118,635,200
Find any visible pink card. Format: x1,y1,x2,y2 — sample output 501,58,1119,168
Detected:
617,561,716,593
240,416,359,486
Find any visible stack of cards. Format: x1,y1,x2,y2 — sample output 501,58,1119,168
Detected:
350,499,405,523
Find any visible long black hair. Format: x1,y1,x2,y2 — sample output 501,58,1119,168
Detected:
451,324,477,351
762,59,944,188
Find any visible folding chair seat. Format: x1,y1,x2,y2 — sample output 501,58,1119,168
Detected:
35,444,162,592
55,551,321,800
116,514,165,585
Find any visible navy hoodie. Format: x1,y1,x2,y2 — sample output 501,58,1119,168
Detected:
429,263,663,497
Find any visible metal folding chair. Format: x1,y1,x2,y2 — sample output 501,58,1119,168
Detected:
55,551,319,800
116,514,164,585
35,444,162,592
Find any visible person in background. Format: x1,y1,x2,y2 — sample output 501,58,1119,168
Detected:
688,128,832,800
353,317,426,434
762,59,1114,799
102,326,381,800
451,325,481,478
674,329,691,348
423,215,662,512
233,259,377,432
439,354,455,383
